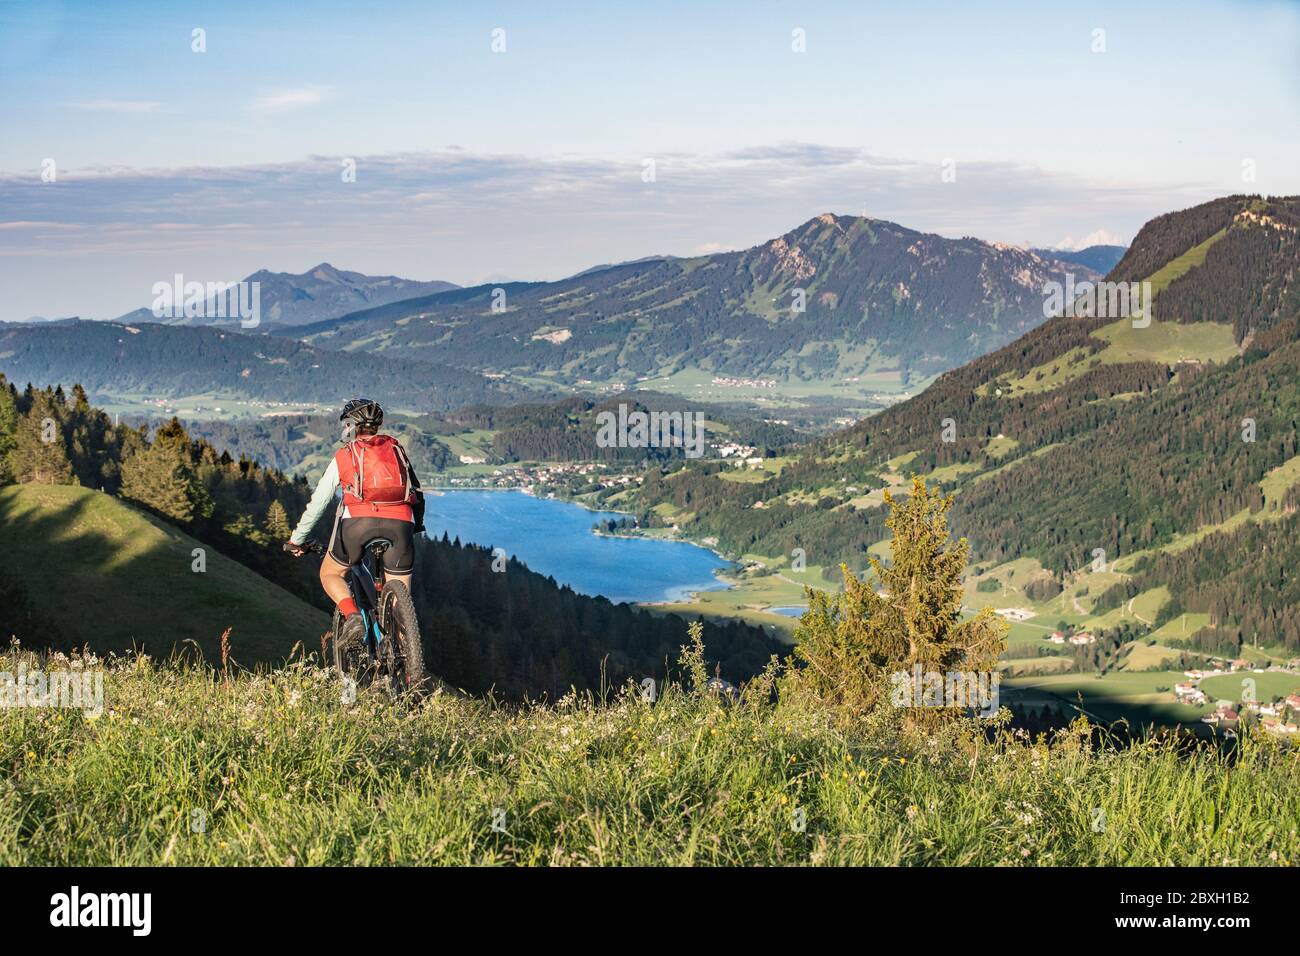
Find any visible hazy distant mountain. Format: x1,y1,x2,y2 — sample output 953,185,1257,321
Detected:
0,319,530,412
115,263,459,329
1030,244,1127,276
300,213,1097,384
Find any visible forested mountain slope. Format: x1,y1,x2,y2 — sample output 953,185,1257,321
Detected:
1030,244,1127,275
298,213,1094,385
622,195,1300,655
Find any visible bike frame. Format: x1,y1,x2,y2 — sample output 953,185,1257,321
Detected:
286,537,397,661
346,554,387,649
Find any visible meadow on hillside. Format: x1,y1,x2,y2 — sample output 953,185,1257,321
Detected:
3,638,1298,866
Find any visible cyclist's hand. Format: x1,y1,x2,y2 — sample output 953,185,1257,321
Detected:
284,541,307,558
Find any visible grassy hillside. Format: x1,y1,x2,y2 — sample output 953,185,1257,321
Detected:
5,644,1298,866
0,484,327,662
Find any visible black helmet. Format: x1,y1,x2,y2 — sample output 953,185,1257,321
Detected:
339,397,383,429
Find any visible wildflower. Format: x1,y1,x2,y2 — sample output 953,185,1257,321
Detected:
906,805,918,820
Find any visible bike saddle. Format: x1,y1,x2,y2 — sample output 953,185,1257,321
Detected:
364,537,394,556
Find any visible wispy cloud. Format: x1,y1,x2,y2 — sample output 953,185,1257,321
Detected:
0,143,1235,321
0,221,82,231
250,88,328,114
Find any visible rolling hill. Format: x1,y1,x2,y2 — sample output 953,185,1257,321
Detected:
0,483,329,661
116,262,459,329
297,213,1096,389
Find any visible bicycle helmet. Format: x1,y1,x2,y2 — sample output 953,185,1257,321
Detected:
339,397,384,429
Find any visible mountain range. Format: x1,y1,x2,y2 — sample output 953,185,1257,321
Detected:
116,263,459,329
627,194,1300,660
4,214,1116,417
296,213,1102,386
1029,244,1127,275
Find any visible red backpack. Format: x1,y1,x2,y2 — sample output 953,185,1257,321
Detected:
336,434,415,511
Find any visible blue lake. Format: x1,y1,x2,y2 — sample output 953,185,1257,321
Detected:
424,490,731,604
768,606,809,618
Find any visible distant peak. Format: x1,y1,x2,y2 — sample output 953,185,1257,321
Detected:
789,212,850,237
803,212,851,230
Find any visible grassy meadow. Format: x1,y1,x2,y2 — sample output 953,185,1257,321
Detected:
5,643,1299,866
0,485,327,661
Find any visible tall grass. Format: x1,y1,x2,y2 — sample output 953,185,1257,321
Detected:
3,643,1298,866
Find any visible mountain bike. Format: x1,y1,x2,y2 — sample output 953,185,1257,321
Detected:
286,539,427,699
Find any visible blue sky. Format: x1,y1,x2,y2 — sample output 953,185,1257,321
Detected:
2,0,1298,320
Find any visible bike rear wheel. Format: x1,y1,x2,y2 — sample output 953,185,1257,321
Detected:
378,580,427,698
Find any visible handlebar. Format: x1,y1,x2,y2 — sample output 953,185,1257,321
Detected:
284,540,326,555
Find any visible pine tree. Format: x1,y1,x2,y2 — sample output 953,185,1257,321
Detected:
0,380,17,483
264,499,292,540
784,476,1007,716
7,394,75,485
120,440,211,525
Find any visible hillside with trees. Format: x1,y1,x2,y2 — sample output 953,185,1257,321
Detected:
0,372,782,697
0,319,534,413
619,195,1300,657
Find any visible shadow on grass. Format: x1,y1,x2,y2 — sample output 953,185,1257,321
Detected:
0,484,328,665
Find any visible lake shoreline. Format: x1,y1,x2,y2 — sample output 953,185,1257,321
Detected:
423,487,732,606
430,486,812,621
